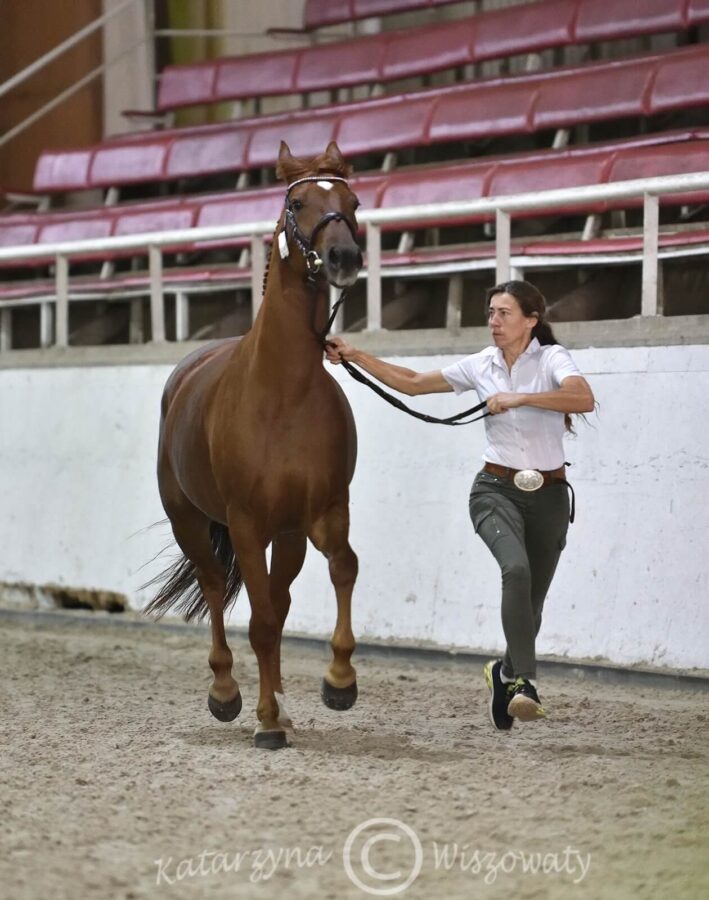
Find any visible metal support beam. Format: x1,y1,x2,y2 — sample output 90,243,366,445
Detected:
148,245,165,342
495,209,511,283
366,222,382,331
55,254,69,348
641,193,660,317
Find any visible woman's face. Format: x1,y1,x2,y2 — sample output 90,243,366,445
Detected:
487,292,537,350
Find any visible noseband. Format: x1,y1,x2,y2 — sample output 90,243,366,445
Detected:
281,176,358,281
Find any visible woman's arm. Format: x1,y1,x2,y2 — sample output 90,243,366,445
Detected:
325,337,453,396
486,376,595,414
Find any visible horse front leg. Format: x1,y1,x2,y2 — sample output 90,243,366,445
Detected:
310,505,359,711
228,513,287,750
269,532,307,735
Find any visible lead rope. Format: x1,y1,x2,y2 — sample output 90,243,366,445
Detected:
319,290,489,427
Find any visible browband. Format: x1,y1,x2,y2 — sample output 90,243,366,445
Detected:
286,176,349,193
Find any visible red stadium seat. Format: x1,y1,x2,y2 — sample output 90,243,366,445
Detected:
38,216,113,244
379,19,472,82
688,0,709,25
89,141,168,188
303,0,461,30
113,206,197,236
0,222,39,248
158,61,219,111
574,0,688,42
474,0,575,60
166,129,251,179
649,45,709,113
30,42,709,195
299,36,386,92
532,56,658,127
150,0,709,114
215,50,300,103
33,149,93,193
335,95,433,156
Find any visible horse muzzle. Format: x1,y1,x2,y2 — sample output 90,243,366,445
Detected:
321,241,363,288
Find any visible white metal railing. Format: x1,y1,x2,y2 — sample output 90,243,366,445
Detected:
1,171,708,347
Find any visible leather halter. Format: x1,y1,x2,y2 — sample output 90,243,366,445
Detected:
282,176,358,281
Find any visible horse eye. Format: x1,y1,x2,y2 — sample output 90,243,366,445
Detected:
292,199,303,212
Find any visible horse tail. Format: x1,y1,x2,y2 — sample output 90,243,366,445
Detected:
143,521,243,622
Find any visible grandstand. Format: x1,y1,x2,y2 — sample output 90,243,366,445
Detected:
1,0,708,351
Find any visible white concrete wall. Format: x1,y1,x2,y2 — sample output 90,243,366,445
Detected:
1,345,707,671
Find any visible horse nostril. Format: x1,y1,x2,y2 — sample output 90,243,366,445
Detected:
328,246,341,267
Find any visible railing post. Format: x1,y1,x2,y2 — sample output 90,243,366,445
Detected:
39,304,54,349
366,222,382,331
0,308,11,352
175,291,189,341
129,298,144,343
641,192,660,317
250,235,266,322
495,209,511,283
55,253,69,348
329,284,343,334
446,274,463,333
148,244,165,342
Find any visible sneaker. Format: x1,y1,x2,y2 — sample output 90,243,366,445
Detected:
483,659,514,731
507,678,546,721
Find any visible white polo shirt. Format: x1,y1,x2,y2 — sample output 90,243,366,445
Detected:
441,338,581,470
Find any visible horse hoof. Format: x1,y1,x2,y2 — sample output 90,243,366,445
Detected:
253,728,289,750
208,691,242,722
321,678,358,710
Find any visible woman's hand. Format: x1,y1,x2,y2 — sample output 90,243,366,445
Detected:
324,336,356,364
486,392,525,414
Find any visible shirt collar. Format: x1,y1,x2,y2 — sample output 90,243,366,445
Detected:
492,337,541,370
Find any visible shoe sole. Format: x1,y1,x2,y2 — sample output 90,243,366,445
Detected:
484,661,513,731
507,694,546,721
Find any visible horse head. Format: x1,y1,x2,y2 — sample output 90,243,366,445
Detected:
276,141,363,288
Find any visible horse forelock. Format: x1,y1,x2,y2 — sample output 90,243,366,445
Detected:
276,150,352,184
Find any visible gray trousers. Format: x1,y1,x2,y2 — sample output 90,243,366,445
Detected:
469,469,570,680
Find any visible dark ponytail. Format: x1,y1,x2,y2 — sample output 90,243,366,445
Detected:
486,280,574,433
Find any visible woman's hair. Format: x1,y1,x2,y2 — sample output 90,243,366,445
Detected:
486,280,576,433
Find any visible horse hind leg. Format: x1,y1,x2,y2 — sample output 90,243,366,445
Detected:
310,506,359,711
156,487,243,722
269,532,307,736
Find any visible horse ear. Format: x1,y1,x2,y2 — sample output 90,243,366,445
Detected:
276,141,296,181
324,141,346,169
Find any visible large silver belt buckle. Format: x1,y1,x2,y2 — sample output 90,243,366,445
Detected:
513,469,544,492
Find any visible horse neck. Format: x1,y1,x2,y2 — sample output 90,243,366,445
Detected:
249,254,329,379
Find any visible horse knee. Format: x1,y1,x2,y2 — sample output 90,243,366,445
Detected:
248,611,280,654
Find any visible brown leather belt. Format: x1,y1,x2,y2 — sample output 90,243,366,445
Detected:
483,462,567,485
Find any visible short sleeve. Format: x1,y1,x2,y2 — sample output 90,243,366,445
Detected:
547,345,582,387
441,355,479,395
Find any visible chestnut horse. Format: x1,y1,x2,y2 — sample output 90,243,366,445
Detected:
146,141,363,749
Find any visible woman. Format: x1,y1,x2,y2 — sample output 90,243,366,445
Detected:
325,280,595,731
